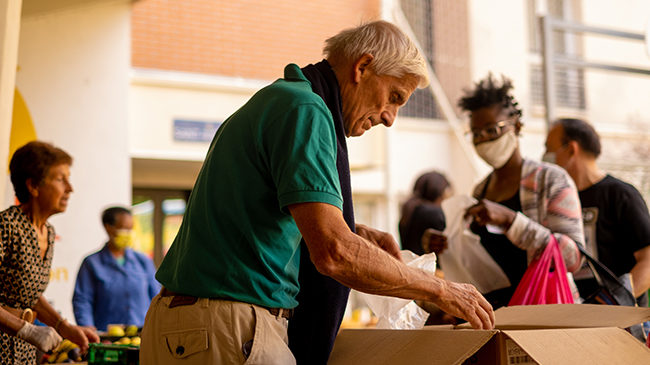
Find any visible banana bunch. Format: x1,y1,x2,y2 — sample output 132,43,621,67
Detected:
44,339,82,363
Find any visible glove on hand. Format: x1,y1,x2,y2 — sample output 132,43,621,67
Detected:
16,321,63,352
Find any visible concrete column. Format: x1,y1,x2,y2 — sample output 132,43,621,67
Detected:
0,0,22,207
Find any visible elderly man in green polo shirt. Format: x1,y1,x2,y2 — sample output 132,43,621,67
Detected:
140,20,494,365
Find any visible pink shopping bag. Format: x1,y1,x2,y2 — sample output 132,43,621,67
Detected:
508,235,574,306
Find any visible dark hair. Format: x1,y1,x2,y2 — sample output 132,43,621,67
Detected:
9,141,73,204
458,73,523,118
412,171,450,203
102,206,132,226
554,118,601,157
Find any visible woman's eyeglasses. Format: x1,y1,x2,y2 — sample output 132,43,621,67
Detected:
467,119,515,142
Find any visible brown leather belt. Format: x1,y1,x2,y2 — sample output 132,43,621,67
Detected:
160,287,293,319
1,305,37,323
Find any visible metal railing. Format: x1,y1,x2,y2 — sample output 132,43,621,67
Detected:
540,15,650,127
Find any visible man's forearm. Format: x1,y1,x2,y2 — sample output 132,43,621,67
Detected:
631,246,650,297
290,201,494,329
316,228,444,302
631,262,650,297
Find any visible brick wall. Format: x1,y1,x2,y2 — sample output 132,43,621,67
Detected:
132,0,381,80
432,0,471,115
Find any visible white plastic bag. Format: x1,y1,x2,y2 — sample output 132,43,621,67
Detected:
438,195,511,294
357,250,436,329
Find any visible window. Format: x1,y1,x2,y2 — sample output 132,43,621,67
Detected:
132,189,190,267
528,0,586,110
399,0,439,119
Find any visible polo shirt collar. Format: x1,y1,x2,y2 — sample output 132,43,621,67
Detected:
284,63,308,82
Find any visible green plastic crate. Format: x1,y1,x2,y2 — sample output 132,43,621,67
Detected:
87,343,139,365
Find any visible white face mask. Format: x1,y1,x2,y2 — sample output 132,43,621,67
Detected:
542,152,556,164
474,130,518,169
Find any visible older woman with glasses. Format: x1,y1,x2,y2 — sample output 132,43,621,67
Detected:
0,141,98,364
425,74,585,309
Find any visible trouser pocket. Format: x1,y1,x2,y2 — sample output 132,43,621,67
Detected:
161,328,209,359
243,305,294,365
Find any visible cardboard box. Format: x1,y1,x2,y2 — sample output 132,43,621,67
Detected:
329,304,650,365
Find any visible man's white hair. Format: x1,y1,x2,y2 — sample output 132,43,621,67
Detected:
323,20,429,88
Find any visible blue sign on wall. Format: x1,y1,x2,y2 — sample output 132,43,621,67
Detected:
173,119,222,142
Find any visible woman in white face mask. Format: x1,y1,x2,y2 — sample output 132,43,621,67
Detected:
424,73,585,310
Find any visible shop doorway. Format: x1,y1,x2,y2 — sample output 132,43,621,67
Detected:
132,188,190,267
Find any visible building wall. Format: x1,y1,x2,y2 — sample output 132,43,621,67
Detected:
467,0,650,170
16,0,131,320
127,0,488,240
131,0,381,80
432,0,471,116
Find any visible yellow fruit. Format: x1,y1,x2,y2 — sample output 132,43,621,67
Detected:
107,325,125,337
55,351,68,363
130,336,141,346
125,324,138,337
54,339,73,353
115,336,131,345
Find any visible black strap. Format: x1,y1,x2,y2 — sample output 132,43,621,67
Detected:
576,245,636,306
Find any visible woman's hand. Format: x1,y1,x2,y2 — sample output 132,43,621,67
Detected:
355,224,402,261
421,228,448,254
58,321,99,353
15,321,62,352
465,199,516,229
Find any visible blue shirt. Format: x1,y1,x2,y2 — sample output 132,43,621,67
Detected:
72,246,160,331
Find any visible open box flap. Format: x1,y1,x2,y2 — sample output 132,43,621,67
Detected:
329,328,496,365
503,327,650,365
489,304,650,329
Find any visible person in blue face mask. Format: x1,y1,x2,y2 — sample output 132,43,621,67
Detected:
72,206,160,331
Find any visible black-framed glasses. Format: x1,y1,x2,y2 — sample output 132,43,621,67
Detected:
467,119,515,141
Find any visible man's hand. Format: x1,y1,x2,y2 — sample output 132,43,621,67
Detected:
58,320,99,353
431,281,495,330
355,224,402,260
465,199,516,229
421,228,448,254
16,321,62,352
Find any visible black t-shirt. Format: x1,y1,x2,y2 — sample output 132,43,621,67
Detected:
399,204,445,256
472,190,527,309
579,174,650,277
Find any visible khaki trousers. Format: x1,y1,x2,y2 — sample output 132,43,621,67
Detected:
139,293,296,365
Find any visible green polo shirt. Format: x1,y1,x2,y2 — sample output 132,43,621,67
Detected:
156,64,343,309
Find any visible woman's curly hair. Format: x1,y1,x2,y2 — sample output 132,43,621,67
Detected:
458,73,523,118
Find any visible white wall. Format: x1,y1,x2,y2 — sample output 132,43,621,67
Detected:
16,0,131,321
467,0,650,166
581,1,650,164
129,70,265,161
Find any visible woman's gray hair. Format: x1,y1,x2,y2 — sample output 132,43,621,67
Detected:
323,20,429,88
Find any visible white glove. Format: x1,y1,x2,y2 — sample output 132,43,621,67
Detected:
16,321,63,352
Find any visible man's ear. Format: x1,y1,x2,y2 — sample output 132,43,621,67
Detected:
567,140,580,156
352,53,374,83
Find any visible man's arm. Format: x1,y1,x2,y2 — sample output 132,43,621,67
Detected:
289,202,494,330
631,246,650,297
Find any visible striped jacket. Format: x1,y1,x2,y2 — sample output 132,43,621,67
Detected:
473,159,585,272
